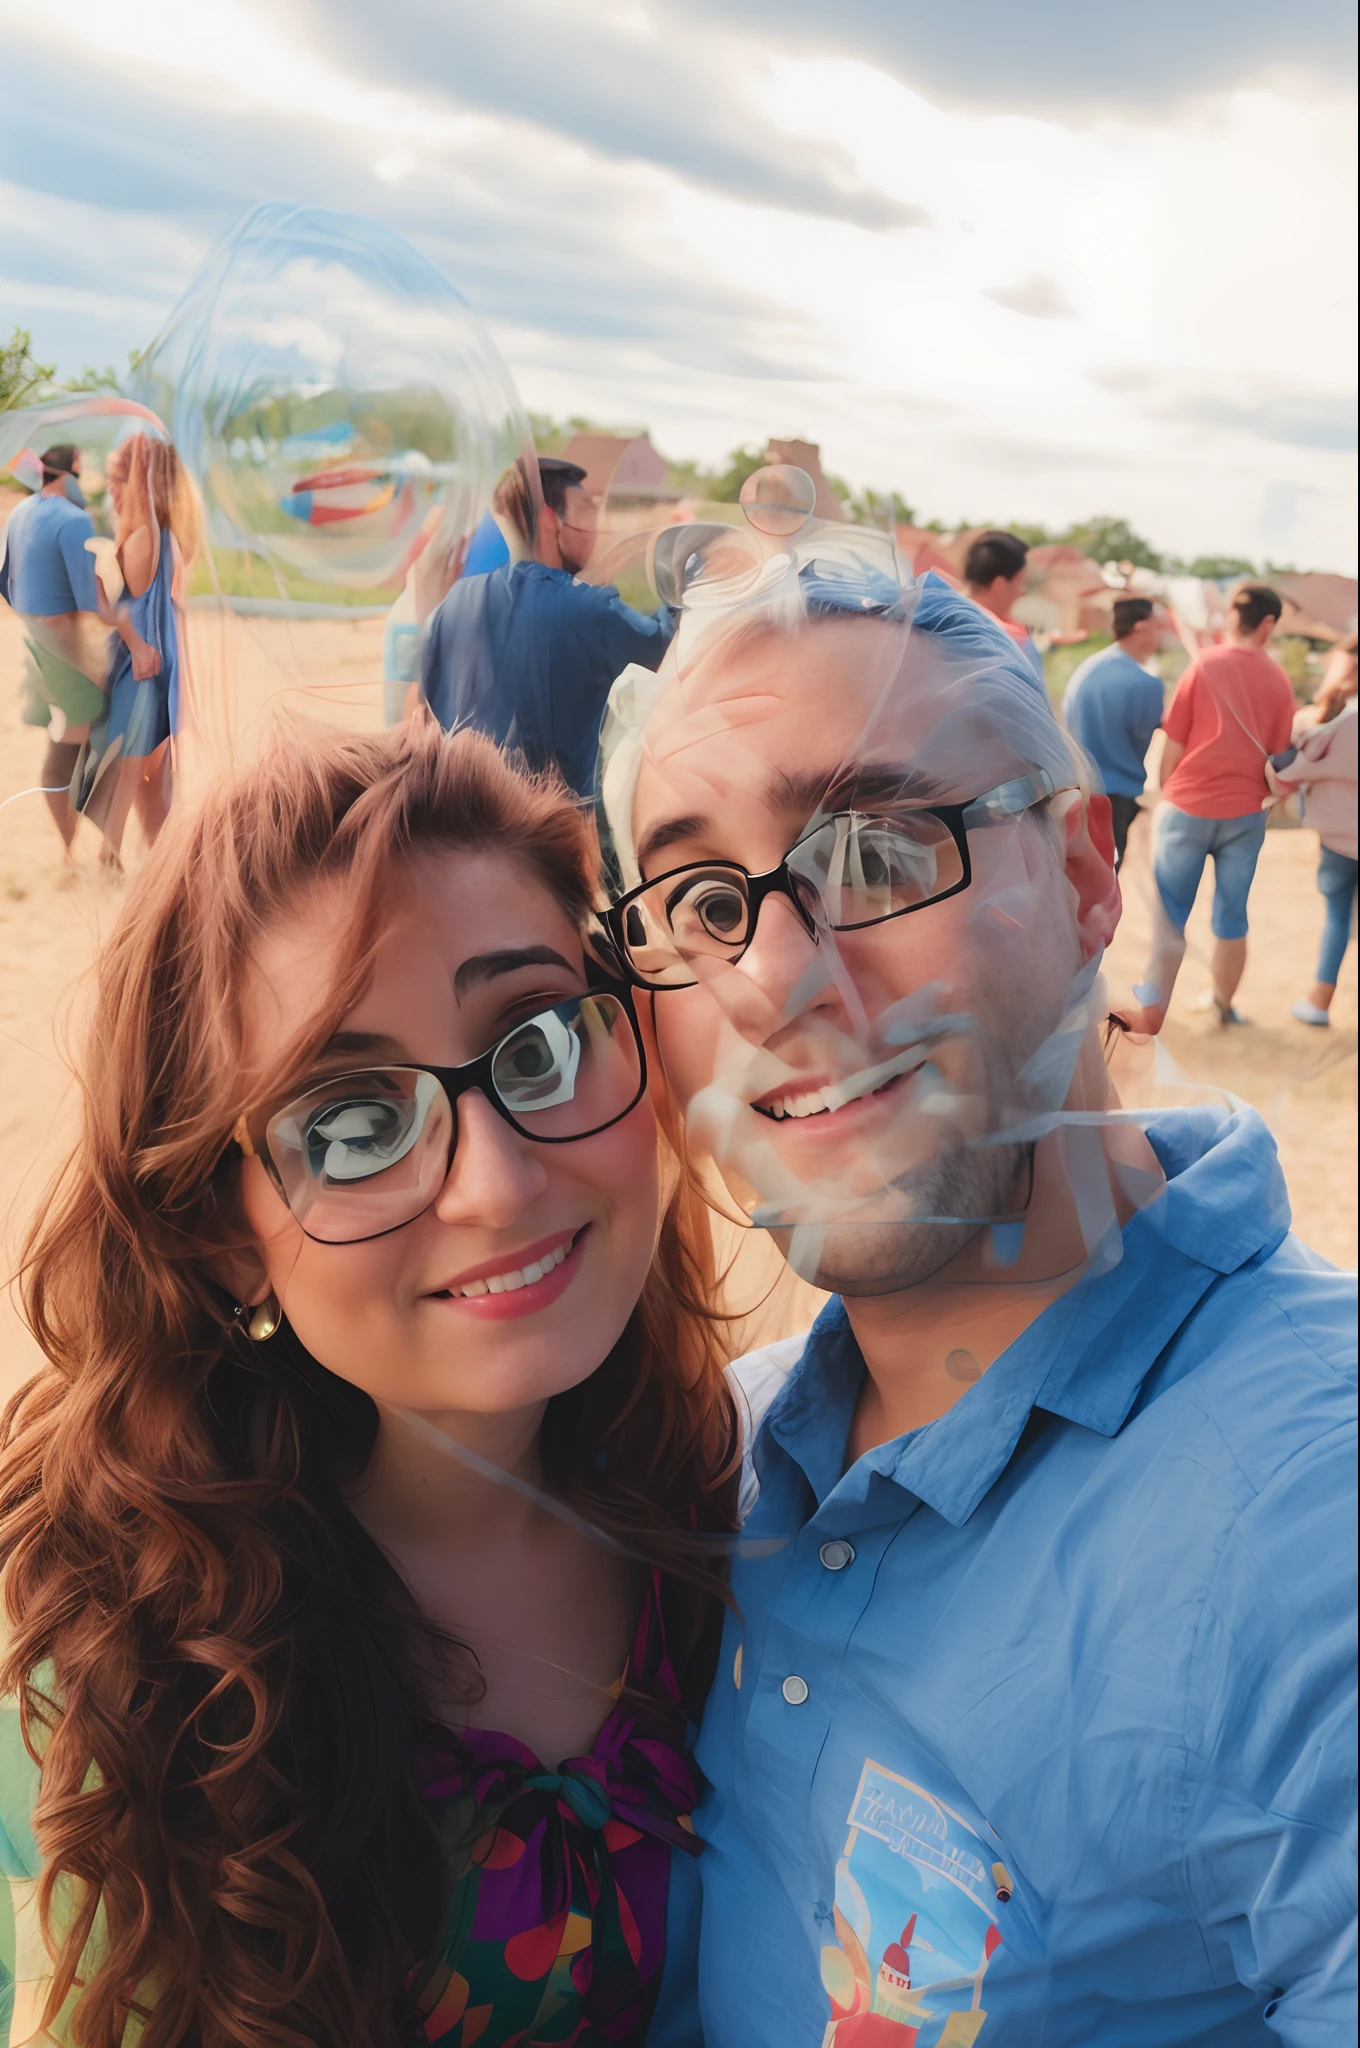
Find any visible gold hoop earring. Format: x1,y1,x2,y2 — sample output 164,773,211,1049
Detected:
244,1294,282,1343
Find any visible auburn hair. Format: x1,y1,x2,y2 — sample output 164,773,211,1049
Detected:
0,715,739,2046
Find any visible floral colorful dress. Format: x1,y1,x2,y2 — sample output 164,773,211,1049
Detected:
407,1570,700,2047
2,1578,699,2046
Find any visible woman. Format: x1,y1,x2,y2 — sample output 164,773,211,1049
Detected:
0,718,738,2044
1273,635,1358,1026
76,431,201,855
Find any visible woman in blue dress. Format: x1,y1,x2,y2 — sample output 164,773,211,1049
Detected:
76,432,200,854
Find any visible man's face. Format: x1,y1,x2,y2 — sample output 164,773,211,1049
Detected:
556,486,598,574
980,570,1026,618
629,618,1097,1294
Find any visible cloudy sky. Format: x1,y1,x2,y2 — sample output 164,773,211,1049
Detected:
2,0,1356,569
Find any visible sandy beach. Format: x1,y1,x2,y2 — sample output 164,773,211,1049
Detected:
1,604,1354,1399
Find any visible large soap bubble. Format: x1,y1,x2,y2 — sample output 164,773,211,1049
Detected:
133,204,537,607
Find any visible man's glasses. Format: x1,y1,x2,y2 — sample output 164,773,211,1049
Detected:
236,993,645,1245
604,773,1056,991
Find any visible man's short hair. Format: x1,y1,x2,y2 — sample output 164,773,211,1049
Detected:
39,443,79,483
964,530,1029,589
537,456,588,520
1112,596,1154,641
1230,582,1283,634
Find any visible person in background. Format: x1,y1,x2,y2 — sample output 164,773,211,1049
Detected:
74,434,200,856
0,444,112,855
382,513,507,728
1061,596,1166,866
963,529,1045,687
420,455,674,799
1273,635,1358,1027
1132,582,1295,1030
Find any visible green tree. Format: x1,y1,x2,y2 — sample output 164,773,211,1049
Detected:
0,326,55,413
665,454,719,497
706,444,768,503
64,362,121,393
842,486,917,530
1059,515,1162,570
1186,553,1257,579
1273,635,1315,704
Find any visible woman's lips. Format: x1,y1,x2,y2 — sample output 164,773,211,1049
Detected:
422,1226,589,1322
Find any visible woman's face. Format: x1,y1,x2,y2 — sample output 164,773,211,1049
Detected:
236,848,662,1419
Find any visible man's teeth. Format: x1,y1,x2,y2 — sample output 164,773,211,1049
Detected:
760,1046,929,1121
765,1089,835,1121
443,1238,572,1297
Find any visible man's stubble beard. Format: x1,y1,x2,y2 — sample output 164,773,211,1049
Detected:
773,1135,1031,1297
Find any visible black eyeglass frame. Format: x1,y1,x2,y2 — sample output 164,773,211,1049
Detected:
234,989,649,1244
603,772,1058,992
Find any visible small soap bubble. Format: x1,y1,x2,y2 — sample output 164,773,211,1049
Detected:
739,463,817,537
944,1349,983,1382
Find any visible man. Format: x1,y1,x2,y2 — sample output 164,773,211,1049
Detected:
1061,595,1166,866
602,540,1355,2045
419,454,673,798
0,444,105,851
963,528,1044,687
1136,582,1294,1029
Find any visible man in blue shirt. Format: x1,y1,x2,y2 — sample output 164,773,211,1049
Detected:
420,455,673,798
0,443,106,852
1062,596,1167,866
603,557,1356,2047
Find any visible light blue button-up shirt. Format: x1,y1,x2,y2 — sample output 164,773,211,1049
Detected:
692,1107,1357,2047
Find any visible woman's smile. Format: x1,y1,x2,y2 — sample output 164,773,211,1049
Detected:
419,1223,590,1320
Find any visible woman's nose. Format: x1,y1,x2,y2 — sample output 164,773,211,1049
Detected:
431,1088,551,1227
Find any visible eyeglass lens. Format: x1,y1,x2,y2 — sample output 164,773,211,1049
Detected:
262,995,640,1243
620,812,965,985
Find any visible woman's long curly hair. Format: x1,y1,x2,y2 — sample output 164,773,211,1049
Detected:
0,715,740,2047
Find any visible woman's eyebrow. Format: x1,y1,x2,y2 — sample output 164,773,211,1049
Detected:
314,1028,408,1062
452,944,578,999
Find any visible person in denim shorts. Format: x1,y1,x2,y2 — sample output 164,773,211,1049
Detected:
1136,584,1295,1028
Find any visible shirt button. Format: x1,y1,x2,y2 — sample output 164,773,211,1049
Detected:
819,1539,856,1571
782,1675,810,1706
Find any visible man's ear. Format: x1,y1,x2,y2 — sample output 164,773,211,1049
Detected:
1060,790,1122,959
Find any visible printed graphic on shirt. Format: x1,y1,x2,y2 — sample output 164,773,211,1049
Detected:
820,1759,1004,2046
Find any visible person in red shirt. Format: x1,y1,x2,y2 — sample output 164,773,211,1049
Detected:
1132,583,1294,1030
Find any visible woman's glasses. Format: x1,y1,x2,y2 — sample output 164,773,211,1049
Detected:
237,993,646,1244
604,774,1056,991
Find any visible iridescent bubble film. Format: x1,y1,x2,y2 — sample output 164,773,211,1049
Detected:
133,203,536,604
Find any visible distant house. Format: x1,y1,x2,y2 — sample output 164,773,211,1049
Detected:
1021,543,1109,638
560,431,680,506
894,524,966,581
765,438,846,520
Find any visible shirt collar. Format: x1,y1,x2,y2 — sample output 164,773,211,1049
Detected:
764,1106,1292,1529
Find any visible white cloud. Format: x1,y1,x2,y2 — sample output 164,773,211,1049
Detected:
0,0,1353,569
